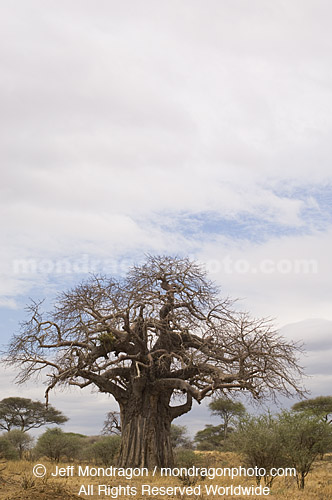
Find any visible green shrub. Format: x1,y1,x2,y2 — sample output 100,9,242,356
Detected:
5,430,33,459
0,435,19,460
174,449,202,468
35,427,86,462
87,435,121,465
230,413,284,487
277,411,332,489
194,424,225,451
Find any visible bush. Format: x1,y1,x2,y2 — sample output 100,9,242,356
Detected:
0,435,19,460
35,427,86,462
174,449,202,468
194,424,225,451
62,432,88,461
277,410,332,489
87,435,121,465
231,410,332,490
171,425,193,449
5,430,33,459
230,413,285,487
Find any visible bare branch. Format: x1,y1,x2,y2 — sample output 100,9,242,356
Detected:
4,255,305,410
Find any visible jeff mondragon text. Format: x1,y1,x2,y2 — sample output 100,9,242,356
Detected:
51,465,296,480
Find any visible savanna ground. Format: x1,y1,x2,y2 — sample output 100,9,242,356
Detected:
0,452,332,500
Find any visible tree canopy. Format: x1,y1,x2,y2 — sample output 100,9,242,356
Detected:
231,413,284,487
232,410,332,490
5,429,33,459
292,396,332,423
194,424,225,451
170,424,192,449
277,411,332,489
4,255,305,467
0,397,68,432
209,397,246,438
35,428,80,462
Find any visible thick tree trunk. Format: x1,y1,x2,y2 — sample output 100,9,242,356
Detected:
117,388,173,468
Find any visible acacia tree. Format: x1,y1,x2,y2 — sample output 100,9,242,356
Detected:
5,256,304,467
5,430,33,459
230,413,284,488
0,397,67,432
209,397,246,439
278,411,332,489
194,424,225,451
170,425,192,449
292,396,332,424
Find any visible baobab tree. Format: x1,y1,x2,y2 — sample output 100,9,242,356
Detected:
5,255,304,467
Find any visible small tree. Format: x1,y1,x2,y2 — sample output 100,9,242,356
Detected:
292,396,332,424
6,430,33,459
35,428,78,462
88,435,121,465
209,397,246,439
63,432,88,461
170,425,192,449
0,397,68,432
0,435,18,460
231,413,284,487
278,411,332,489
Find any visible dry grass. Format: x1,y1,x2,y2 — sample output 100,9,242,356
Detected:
0,453,331,499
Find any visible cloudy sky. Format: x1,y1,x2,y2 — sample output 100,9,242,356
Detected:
1,0,332,436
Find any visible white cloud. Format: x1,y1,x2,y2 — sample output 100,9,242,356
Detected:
1,1,332,434
198,229,332,324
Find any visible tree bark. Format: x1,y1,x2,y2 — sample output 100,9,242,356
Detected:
296,471,306,490
117,388,174,468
